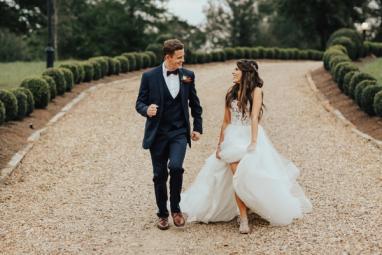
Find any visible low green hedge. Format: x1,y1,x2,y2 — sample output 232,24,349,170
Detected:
326,28,363,59
0,101,5,124
0,89,18,121
58,68,74,92
10,89,28,120
374,91,382,116
42,75,57,100
361,84,382,115
20,77,50,108
90,60,102,80
16,87,34,116
354,80,376,107
81,61,94,82
60,64,80,84
115,56,129,73
348,72,376,99
122,53,137,71
43,68,66,95
343,71,359,95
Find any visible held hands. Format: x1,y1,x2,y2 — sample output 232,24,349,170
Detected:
192,131,201,141
147,104,158,117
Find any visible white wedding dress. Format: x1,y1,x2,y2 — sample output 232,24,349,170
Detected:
180,100,312,226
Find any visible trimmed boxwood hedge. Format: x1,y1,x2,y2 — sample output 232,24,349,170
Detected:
360,84,382,115
343,71,359,95
0,89,18,121
43,68,66,95
90,60,102,80
145,44,162,64
20,77,50,108
42,75,57,100
60,64,80,84
145,51,157,66
333,62,358,90
348,72,376,99
327,28,363,59
11,89,28,120
224,48,235,60
374,91,382,117
59,68,74,92
0,101,5,124
329,36,357,60
115,56,129,73
15,87,34,116
354,80,376,107
81,61,94,82
122,53,137,71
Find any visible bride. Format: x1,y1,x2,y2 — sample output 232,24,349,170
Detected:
180,59,312,234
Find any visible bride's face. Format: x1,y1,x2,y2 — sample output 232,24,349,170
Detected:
232,66,242,84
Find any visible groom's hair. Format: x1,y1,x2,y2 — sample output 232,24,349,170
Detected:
163,39,184,57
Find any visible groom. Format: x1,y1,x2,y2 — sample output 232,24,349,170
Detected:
135,39,203,230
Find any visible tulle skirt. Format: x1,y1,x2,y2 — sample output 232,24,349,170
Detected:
180,124,312,225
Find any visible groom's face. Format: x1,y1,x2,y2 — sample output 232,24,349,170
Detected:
165,49,185,70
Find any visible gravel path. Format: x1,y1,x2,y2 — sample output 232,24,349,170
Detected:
1,61,381,254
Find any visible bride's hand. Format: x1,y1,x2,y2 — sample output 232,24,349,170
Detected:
216,144,222,159
247,142,256,153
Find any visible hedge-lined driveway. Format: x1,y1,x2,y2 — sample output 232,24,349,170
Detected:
1,60,381,254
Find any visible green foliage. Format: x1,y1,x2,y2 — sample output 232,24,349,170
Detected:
76,63,85,84
334,63,358,90
327,28,363,59
81,62,94,82
374,91,382,117
196,52,207,64
90,61,102,80
354,80,376,107
343,71,358,95
0,89,18,121
328,36,357,60
58,68,74,92
10,89,28,120
60,64,80,84
348,72,377,99
224,48,236,60
0,101,5,125
141,53,151,68
16,87,34,115
115,56,129,73
90,57,109,77
43,68,67,95
20,77,50,108
234,48,245,59
42,75,57,100
145,51,157,67
122,53,137,71
0,29,30,62
145,44,162,64
360,84,382,115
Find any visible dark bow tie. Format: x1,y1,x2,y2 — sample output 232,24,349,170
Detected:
166,69,179,76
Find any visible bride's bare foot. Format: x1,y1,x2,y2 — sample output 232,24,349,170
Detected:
239,217,250,234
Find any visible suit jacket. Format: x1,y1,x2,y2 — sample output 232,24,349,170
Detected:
135,64,203,149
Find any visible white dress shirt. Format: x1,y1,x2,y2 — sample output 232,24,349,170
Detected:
162,62,180,99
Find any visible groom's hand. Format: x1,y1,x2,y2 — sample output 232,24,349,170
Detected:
147,104,158,117
191,131,201,141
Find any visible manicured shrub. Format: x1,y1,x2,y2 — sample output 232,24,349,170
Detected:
234,47,245,59
257,47,265,59
196,52,207,64
108,58,120,75
323,45,348,70
219,50,227,61
20,77,50,108
60,64,79,84
114,58,121,75
81,61,94,82
224,48,235,60
42,75,57,100
361,84,382,115
0,101,5,125
328,55,351,70
329,36,357,60
241,47,252,58
0,89,18,121
115,56,129,73
90,60,102,80
58,68,74,92
327,28,363,59
334,63,358,90
43,68,66,95
354,80,376,107
343,71,358,95
205,53,213,63
368,42,382,57
140,53,151,68
374,91,382,117
132,52,143,70
76,63,85,83
10,89,27,120
16,87,34,115
145,51,157,66
264,48,275,59
145,43,162,64
251,48,259,59
279,49,289,60
92,57,109,77
186,51,197,64
298,50,309,60
122,53,137,71
211,51,221,62
348,72,376,99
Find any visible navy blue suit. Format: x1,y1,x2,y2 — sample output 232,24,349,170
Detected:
135,64,203,218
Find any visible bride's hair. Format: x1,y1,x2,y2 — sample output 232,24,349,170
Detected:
226,59,265,121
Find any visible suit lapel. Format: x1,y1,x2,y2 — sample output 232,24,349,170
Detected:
178,68,187,105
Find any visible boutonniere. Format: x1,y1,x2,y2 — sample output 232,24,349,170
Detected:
181,75,193,84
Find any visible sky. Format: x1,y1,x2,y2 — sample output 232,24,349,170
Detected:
167,0,208,26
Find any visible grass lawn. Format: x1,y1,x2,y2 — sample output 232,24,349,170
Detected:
0,60,78,90
360,58,382,84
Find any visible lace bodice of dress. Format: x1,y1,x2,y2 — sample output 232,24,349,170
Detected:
230,99,251,126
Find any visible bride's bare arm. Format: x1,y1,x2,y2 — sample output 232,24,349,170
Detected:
218,106,231,145
248,87,263,151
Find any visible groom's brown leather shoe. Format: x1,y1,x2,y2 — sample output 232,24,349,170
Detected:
171,212,186,227
157,217,170,230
